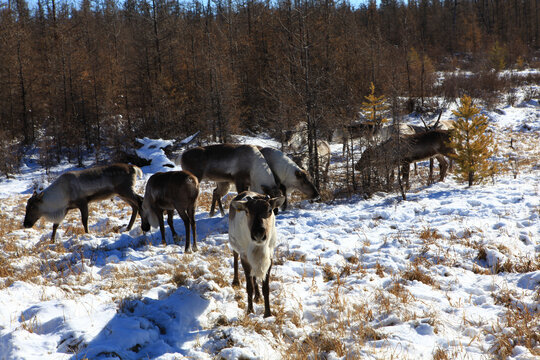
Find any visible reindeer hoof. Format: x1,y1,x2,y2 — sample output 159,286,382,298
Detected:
232,279,240,287
184,247,192,254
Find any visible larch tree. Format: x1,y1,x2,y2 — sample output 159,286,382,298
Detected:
450,95,499,186
360,82,389,128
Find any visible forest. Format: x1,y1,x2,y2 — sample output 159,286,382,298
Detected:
1,0,539,180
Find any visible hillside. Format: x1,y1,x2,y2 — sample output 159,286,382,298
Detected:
0,100,538,359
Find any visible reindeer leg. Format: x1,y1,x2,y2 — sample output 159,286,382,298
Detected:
119,192,142,231
232,251,240,286
436,155,448,182
262,261,273,318
188,205,197,252
126,205,138,231
280,184,288,211
402,163,411,190
211,182,229,217
218,198,225,217
51,223,59,243
157,209,166,245
78,201,89,233
128,194,143,230
167,210,178,242
428,158,434,185
240,257,255,314
210,189,219,218
178,209,192,253
253,277,261,303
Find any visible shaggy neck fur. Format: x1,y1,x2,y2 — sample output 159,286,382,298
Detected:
38,180,70,223
247,241,272,281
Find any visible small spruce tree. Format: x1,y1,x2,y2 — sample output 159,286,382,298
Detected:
451,95,499,186
361,82,389,127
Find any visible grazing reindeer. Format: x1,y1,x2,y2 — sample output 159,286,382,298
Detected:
355,130,455,189
374,123,416,142
210,147,319,216
176,144,281,217
284,122,331,180
332,122,379,152
413,113,455,182
140,171,199,251
290,140,331,182
23,163,143,242
259,147,319,211
228,191,285,317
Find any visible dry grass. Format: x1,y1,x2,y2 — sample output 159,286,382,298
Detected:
419,226,443,242
19,313,41,334
432,347,449,360
322,263,336,282
487,302,540,358
402,263,435,286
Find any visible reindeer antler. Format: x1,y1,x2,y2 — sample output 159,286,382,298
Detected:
432,110,443,129
420,115,430,130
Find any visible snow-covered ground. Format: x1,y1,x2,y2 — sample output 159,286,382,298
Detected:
0,96,538,359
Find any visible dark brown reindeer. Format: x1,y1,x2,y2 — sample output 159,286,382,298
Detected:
355,130,455,189
23,163,143,242
140,171,199,252
176,144,281,217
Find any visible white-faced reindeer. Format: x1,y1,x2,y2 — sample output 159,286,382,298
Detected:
209,147,319,216
355,130,455,189
228,191,285,318
140,171,199,251
176,144,281,217
23,163,143,242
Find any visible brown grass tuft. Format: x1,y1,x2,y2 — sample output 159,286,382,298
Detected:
322,263,336,282
419,226,443,241
402,263,435,286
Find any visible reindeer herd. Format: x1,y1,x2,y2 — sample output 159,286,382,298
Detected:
22,119,456,317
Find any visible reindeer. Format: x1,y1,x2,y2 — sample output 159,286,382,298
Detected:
228,191,285,317
332,121,379,152
209,147,319,216
23,163,143,242
259,147,319,211
373,123,417,142
140,171,199,251
176,144,281,217
355,130,455,189
290,140,331,181
284,123,331,181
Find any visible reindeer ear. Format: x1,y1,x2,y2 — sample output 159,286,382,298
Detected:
231,200,248,212
269,196,285,210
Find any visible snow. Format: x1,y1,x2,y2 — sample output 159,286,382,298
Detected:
0,96,539,359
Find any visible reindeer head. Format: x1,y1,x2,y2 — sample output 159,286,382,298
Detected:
294,169,319,199
23,191,44,228
139,199,159,233
231,194,285,244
